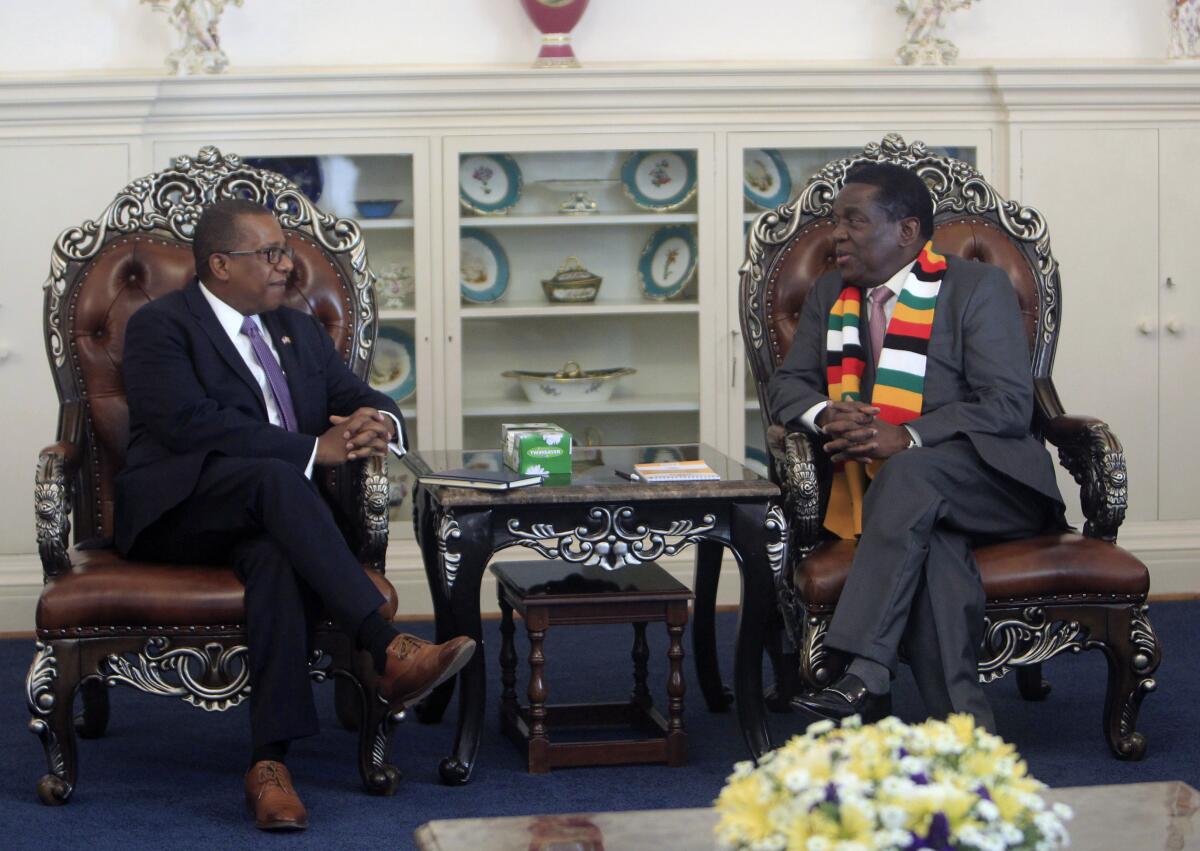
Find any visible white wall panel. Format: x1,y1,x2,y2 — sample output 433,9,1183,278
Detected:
0,142,130,553
0,0,1171,73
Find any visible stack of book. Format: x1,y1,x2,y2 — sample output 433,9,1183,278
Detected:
629,459,721,482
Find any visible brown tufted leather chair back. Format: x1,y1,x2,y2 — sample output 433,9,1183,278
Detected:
741,135,1062,434
44,148,379,543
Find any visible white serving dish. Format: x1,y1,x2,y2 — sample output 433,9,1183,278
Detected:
502,361,635,403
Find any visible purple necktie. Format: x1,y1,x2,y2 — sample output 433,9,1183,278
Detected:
868,286,895,368
240,317,298,432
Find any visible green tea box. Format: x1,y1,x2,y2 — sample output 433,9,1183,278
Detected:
501,422,572,476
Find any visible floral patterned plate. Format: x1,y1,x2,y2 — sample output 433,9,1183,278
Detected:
637,225,697,300
371,326,416,402
459,228,510,303
621,150,697,211
459,153,522,214
743,148,791,209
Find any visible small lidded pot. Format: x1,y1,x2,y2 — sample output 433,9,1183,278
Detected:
541,256,602,303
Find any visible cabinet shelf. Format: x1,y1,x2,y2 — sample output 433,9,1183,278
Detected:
358,217,415,230
463,395,700,418
460,299,699,319
461,213,697,228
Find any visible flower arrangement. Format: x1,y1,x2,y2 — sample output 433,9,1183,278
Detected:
715,714,1071,851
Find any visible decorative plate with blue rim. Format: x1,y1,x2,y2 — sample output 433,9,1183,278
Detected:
637,225,697,300
621,150,697,211
460,228,510,303
459,153,522,215
743,149,791,209
371,325,416,402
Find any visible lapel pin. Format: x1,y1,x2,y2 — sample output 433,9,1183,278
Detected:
281,336,292,345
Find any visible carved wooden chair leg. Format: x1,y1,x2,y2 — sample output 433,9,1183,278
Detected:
27,640,81,805
74,676,110,739
799,611,841,690
1099,604,1161,761
691,540,733,712
356,687,404,795
1016,664,1051,701
631,622,651,711
498,596,518,728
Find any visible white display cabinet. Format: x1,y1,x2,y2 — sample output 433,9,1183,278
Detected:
443,135,718,453
728,133,988,473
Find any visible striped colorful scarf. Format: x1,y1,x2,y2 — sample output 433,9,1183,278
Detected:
823,241,946,538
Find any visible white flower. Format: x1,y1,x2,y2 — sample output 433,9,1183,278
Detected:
1052,802,1074,821
806,719,836,736
750,835,786,851
975,799,1000,822
525,463,549,476
999,821,1024,843
879,804,907,829
806,838,831,851
898,755,926,775
783,767,811,793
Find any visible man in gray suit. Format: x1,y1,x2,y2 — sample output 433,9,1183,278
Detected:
768,162,1065,731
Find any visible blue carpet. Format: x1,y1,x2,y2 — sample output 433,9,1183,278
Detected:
3,602,1197,849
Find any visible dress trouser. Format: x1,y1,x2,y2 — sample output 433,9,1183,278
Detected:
823,438,1055,732
125,456,387,747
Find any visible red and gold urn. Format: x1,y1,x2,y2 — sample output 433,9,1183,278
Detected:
519,0,590,68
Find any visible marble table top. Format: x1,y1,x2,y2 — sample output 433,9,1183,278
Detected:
414,780,1199,850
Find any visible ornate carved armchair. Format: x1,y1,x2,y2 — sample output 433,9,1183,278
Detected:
28,147,402,804
740,135,1161,759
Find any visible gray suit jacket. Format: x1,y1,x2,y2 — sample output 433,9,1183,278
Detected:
767,255,1063,507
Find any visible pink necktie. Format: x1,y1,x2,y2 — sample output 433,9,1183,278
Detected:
240,317,298,432
868,286,895,368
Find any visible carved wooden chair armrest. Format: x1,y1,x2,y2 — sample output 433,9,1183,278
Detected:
766,423,825,556
1036,377,1127,543
319,455,392,572
34,401,86,579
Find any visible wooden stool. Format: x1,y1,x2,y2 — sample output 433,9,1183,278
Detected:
491,560,693,773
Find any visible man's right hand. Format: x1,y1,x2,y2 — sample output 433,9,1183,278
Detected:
818,400,881,463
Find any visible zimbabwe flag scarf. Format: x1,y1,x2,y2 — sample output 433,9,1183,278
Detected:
823,241,946,538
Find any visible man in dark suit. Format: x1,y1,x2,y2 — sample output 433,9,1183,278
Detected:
117,199,474,831
768,163,1065,732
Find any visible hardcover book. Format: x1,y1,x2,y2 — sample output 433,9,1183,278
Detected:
418,467,543,491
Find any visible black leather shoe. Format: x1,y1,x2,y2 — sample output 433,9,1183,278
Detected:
790,673,892,725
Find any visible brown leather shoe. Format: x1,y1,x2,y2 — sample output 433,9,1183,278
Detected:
378,633,476,709
244,760,308,831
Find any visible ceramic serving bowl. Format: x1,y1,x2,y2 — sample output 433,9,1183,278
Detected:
502,361,634,403
355,199,400,218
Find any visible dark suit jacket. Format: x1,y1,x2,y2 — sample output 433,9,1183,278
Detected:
767,255,1063,508
115,279,404,552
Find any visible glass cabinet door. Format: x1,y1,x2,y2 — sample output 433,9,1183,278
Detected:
216,147,426,526
730,134,987,470
443,136,716,455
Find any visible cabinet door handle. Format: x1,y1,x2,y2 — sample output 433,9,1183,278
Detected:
1136,319,1154,335
1165,277,1176,289
1165,319,1183,335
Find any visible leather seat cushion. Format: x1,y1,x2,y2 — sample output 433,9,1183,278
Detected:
795,533,1150,609
36,546,399,633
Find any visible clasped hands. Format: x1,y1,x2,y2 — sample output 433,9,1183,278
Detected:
316,407,394,465
816,400,911,464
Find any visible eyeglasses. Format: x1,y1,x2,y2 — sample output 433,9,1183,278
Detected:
217,245,295,265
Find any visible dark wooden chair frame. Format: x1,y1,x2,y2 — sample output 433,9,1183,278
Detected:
738,134,1162,760
27,147,401,804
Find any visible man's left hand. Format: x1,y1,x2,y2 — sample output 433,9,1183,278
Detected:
329,408,394,460
861,420,912,460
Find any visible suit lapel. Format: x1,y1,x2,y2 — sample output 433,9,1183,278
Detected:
183,280,269,419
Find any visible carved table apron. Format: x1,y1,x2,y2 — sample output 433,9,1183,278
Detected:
402,446,786,785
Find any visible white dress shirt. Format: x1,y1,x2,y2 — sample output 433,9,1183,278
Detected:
199,283,405,476
799,262,922,446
